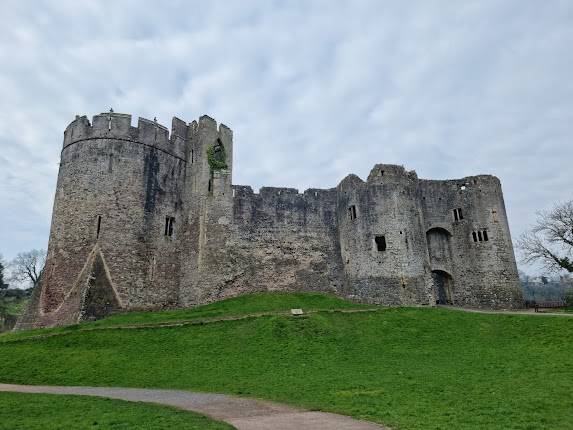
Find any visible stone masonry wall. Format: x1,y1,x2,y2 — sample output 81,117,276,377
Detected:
17,112,523,329
419,176,523,308
18,113,188,328
337,165,433,305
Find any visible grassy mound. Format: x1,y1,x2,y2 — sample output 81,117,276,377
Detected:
0,392,232,430
97,291,369,326
0,292,369,343
0,293,572,429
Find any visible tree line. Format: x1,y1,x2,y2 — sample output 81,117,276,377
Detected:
0,250,46,331
0,249,46,292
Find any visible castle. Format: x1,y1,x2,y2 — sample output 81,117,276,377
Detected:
17,111,524,329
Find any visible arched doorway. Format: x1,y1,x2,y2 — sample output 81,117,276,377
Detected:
432,270,454,305
426,227,455,305
426,227,453,270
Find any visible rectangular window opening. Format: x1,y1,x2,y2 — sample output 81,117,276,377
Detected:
483,230,489,241
478,231,483,242
96,215,102,239
375,235,387,252
458,208,463,220
191,149,194,163
472,231,478,242
453,209,459,221
453,208,463,221
208,179,212,193
165,217,175,237
348,205,357,220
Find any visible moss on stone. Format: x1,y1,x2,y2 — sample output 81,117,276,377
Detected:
207,145,227,171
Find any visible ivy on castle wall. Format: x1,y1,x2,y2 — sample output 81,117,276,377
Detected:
207,143,228,171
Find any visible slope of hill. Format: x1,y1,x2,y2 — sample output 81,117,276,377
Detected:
1,293,571,429
0,391,233,430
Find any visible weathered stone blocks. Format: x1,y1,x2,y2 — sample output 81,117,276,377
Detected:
16,112,523,329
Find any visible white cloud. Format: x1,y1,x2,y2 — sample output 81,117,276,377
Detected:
0,0,572,276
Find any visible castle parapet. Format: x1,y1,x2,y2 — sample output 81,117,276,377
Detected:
260,187,300,198
192,114,232,139
63,112,188,160
63,115,91,146
367,164,418,184
419,174,502,197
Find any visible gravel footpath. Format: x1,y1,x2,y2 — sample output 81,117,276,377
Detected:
0,383,387,430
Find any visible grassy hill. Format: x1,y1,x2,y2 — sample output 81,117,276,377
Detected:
1,293,572,429
0,392,232,430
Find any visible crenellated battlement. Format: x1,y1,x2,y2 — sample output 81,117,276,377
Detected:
189,114,232,139
62,112,234,162
232,185,337,209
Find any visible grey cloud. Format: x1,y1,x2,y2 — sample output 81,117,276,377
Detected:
0,0,572,276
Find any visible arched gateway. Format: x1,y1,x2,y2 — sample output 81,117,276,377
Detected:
431,270,454,305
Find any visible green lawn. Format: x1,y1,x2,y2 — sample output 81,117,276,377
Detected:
0,293,572,429
0,392,233,430
0,292,369,343
96,291,369,325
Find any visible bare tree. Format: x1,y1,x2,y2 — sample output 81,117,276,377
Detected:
10,249,46,288
0,254,8,290
518,201,573,273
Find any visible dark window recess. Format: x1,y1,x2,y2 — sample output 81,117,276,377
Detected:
165,217,175,237
453,208,464,221
96,215,102,239
348,205,357,220
191,149,194,163
208,179,212,193
375,235,387,252
472,230,489,243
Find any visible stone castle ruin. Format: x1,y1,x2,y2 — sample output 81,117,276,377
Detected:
18,111,523,329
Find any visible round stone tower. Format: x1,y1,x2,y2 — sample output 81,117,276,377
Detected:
18,112,189,328
336,165,433,305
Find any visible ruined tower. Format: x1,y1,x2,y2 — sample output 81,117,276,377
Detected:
17,111,523,329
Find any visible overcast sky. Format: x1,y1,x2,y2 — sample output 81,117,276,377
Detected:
0,0,572,275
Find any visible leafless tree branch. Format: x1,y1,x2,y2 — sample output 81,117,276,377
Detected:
518,201,573,273
9,249,46,287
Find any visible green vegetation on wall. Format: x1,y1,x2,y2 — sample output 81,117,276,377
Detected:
207,144,227,171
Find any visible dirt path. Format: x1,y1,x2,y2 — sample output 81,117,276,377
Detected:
0,383,386,430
